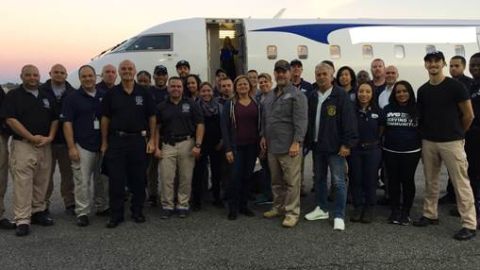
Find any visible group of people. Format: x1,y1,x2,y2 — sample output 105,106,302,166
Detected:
0,50,479,242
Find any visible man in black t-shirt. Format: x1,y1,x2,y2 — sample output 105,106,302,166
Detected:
413,51,476,241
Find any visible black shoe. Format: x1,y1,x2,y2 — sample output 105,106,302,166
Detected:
132,214,146,223
43,208,50,215
148,196,158,207
453,227,476,240
449,208,461,217
106,218,124,228
413,216,439,227
239,208,255,217
15,224,30,237
399,213,411,226
361,208,374,224
212,200,224,208
65,205,76,216
439,194,456,205
95,208,111,217
228,210,237,220
76,215,89,227
160,209,173,219
388,211,401,225
177,209,188,218
350,208,363,222
31,211,54,226
0,218,16,230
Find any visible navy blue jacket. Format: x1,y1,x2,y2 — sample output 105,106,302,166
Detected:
306,85,358,153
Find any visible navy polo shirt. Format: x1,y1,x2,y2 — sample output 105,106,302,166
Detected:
62,88,105,152
148,86,169,106
355,106,383,145
101,83,156,133
0,86,58,140
156,98,204,139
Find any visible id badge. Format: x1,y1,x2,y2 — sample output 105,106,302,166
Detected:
94,119,100,130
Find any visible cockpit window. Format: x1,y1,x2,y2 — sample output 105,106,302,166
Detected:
112,34,173,52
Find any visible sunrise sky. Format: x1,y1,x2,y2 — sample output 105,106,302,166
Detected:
1,0,480,83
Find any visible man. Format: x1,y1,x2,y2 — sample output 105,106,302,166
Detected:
377,65,399,109
1,65,58,236
63,65,107,227
146,65,169,207
218,77,234,105
247,69,259,94
214,69,228,97
303,63,358,231
370,58,387,95
176,60,190,79
40,64,76,214
155,77,204,219
261,60,308,228
96,64,117,92
413,51,476,241
357,70,371,86
466,52,480,229
101,60,156,228
441,56,474,205
0,85,15,230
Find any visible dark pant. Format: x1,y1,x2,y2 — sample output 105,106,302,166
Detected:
349,147,382,208
384,151,421,214
228,144,257,212
259,157,273,200
105,136,147,220
466,128,480,216
192,148,223,205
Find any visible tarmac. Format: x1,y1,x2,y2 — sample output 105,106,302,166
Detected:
1,155,479,270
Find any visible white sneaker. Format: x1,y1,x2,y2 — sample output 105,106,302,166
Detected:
333,218,345,231
304,206,329,221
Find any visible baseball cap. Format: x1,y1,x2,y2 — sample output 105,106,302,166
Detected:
154,65,168,75
176,60,190,69
424,51,445,62
290,59,303,67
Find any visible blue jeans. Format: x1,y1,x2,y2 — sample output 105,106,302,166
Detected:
348,147,382,208
313,151,347,219
228,144,258,211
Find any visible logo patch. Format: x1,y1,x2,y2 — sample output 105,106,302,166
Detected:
135,96,143,106
42,98,50,109
182,103,191,113
326,105,336,116
371,113,379,119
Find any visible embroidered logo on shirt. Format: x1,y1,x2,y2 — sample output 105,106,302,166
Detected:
182,103,191,113
327,105,336,116
42,98,50,109
135,96,143,106
371,113,379,119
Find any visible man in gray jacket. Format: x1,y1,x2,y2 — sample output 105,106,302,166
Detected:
261,60,308,228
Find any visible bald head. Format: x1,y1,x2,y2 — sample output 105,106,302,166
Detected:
21,64,40,90
385,65,399,86
101,64,117,86
49,64,68,85
118,60,136,82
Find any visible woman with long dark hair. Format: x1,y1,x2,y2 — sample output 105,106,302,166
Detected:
381,80,421,225
336,66,357,101
186,74,201,101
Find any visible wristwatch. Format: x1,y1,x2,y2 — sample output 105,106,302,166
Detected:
195,143,202,148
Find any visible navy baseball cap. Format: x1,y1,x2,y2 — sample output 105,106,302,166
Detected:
176,60,190,69
424,51,445,62
154,65,168,75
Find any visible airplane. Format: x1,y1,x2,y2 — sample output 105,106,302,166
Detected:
69,17,480,89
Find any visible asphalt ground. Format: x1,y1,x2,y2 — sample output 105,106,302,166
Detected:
1,155,480,270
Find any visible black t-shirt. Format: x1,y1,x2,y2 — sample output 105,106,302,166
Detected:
101,83,156,133
470,81,480,129
148,86,168,106
417,77,470,142
156,98,203,139
0,86,58,139
381,104,421,152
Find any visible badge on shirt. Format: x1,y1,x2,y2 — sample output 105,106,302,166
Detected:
93,119,100,130
42,98,50,109
327,105,336,116
135,96,143,106
182,103,191,113
472,89,480,99
371,113,379,119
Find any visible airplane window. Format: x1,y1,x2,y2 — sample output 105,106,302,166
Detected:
394,45,405,59
329,45,341,59
426,45,436,54
298,45,308,59
125,34,172,51
362,45,373,59
267,45,277,60
454,45,465,57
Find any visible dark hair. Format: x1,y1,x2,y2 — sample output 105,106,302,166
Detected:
78,65,96,77
321,60,335,71
168,76,183,86
185,74,202,97
471,52,480,60
199,81,213,90
247,69,258,75
335,66,356,90
136,70,151,79
389,80,417,119
355,82,378,111
451,55,467,66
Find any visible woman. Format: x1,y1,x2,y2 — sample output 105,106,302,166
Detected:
381,81,421,225
220,37,238,80
349,83,383,223
136,70,152,87
186,74,201,101
191,82,224,210
336,66,357,102
221,75,260,220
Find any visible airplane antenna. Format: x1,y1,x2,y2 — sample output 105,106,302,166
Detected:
273,8,286,19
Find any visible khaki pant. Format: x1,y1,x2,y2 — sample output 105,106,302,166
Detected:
46,144,74,208
10,140,52,225
268,152,302,219
0,135,9,218
422,139,477,230
71,144,108,216
160,139,195,210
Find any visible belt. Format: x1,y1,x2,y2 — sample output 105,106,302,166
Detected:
164,135,191,146
359,141,379,149
113,130,147,137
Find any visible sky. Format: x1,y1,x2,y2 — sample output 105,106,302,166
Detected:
1,0,480,83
